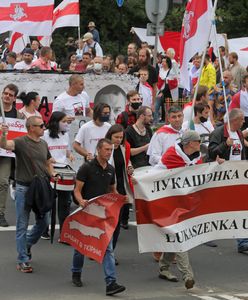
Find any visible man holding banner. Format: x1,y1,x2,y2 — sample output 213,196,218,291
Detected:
71,138,126,296
208,108,248,253
156,130,202,289
0,84,23,227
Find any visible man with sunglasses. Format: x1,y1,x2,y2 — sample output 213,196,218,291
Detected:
0,84,23,227
0,116,58,273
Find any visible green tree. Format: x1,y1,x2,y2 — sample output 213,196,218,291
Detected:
216,0,248,38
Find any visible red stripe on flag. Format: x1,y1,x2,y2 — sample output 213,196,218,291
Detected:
9,32,23,51
0,4,53,22
53,2,79,23
136,185,248,227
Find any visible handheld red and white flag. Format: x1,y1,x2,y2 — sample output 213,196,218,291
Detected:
0,117,27,158
52,0,79,31
37,0,80,47
179,0,212,91
37,36,52,47
61,193,125,263
0,0,54,36
9,32,30,53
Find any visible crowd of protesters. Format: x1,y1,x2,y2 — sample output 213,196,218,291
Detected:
1,21,248,296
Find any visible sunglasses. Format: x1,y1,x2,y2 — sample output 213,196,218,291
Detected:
33,123,45,128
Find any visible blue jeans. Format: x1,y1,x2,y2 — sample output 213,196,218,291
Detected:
71,239,116,285
15,184,49,263
237,238,248,249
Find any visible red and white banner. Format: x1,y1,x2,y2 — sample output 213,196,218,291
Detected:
37,0,79,47
0,117,27,157
134,161,248,253
60,193,125,263
179,0,212,91
9,32,30,53
0,0,54,36
52,0,79,31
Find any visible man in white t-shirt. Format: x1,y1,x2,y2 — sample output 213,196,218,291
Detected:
208,108,248,253
73,103,111,161
183,85,209,123
183,103,214,148
14,48,34,70
52,74,93,123
147,106,184,166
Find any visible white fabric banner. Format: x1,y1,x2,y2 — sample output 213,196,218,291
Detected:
133,161,248,253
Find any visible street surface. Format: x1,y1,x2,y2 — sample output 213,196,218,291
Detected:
1,198,248,300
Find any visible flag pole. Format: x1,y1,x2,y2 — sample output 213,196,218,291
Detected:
78,26,81,42
0,97,6,124
188,0,218,128
212,23,231,131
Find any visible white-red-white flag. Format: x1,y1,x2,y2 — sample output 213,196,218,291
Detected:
179,0,212,91
52,0,79,31
134,161,248,253
0,0,54,36
9,32,30,53
37,0,80,47
37,36,52,47
61,193,125,263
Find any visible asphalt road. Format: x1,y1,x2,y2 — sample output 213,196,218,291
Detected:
1,198,248,300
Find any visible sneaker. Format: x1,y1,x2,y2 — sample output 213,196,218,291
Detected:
0,214,9,227
238,244,248,253
106,282,126,296
27,246,32,261
185,278,195,289
16,262,33,273
72,272,82,287
41,232,50,240
121,222,129,230
159,269,178,282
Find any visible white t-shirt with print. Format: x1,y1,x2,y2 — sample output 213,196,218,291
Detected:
229,131,242,161
42,130,70,164
75,120,111,156
52,91,90,117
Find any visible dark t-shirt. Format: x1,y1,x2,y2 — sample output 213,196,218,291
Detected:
76,158,115,200
4,107,17,118
14,136,51,183
129,64,158,86
125,125,153,168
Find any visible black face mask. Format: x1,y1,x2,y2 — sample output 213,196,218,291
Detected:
131,102,142,110
200,116,208,123
99,115,110,122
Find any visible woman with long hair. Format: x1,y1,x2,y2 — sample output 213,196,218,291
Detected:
105,124,134,261
42,111,74,240
18,91,42,119
155,56,179,124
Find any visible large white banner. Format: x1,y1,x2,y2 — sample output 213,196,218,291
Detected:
133,161,248,253
0,72,137,168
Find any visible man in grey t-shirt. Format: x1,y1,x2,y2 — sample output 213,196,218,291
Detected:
0,116,57,273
